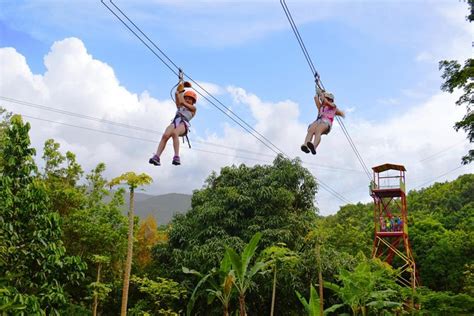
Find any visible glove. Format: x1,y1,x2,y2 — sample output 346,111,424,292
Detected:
177,83,184,93
183,81,192,88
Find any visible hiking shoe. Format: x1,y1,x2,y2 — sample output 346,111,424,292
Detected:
172,155,181,165
307,142,316,155
149,154,161,166
301,144,310,154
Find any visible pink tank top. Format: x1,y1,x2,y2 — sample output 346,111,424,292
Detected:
320,105,337,123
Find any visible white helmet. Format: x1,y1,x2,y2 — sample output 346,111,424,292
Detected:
324,92,334,101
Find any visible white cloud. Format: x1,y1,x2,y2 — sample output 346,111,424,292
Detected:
1,0,337,48
415,51,435,63
376,98,399,106
195,81,223,96
345,106,356,113
0,38,472,217
401,88,428,99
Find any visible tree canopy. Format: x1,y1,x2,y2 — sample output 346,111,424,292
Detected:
1,111,472,315
439,0,474,164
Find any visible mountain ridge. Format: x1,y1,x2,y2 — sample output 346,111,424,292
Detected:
119,192,192,225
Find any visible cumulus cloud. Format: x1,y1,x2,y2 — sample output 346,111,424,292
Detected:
415,51,436,63
376,98,399,106
0,37,472,216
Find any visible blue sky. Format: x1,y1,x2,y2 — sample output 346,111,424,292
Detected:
0,0,472,215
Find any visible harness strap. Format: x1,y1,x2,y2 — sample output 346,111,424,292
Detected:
172,112,192,148
183,134,191,148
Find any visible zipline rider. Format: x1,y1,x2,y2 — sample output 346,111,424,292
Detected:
301,85,345,155
149,72,197,166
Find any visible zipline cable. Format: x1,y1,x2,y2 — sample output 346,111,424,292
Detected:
109,0,286,156
14,113,356,200
419,141,465,162
0,96,364,173
19,114,349,204
413,165,466,189
280,0,372,181
24,107,466,196
100,0,352,204
280,0,318,77
335,116,372,179
102,0,284,156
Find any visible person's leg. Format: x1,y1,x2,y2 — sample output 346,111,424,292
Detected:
304,123,317,144
301,123,317,153
156,125,175,157
171,124,187,157
312,123,329,149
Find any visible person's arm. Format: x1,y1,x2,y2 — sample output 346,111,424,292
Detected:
182,99,196,113
175,82,185,107
336,107,345,118
313,95,322,111
176,93,197,113
174,90,181,107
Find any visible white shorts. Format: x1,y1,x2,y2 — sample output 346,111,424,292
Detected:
308,118,331,134
172,116,191,136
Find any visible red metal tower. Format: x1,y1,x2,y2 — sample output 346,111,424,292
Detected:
370,163,418,291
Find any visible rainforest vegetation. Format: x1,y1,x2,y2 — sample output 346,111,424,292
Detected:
0,112,473,315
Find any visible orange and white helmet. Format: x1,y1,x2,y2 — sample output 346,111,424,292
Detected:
183,90,197,103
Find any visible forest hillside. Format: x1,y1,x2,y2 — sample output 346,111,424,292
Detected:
1,113,473,315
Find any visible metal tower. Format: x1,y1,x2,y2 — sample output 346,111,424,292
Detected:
370,163,418,291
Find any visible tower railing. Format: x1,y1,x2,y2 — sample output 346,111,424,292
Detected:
370,163,418,299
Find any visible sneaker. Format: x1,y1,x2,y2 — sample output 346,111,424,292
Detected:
172,155,181,165
149,154,161,166
301,144,310,154
307,142,316,155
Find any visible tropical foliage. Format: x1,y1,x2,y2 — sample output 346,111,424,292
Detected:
1,109,472,315
439,0,473,164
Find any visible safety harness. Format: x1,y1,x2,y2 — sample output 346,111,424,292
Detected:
174,68,192,148
172,111,191,148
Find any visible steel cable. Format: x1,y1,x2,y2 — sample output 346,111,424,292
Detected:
100,0,353,204
280,0,372,181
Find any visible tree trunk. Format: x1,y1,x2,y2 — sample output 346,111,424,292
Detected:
270,265,277,316
316,242,324,316
238,294,246,316
120,188,135,316
223,304,229,316
92,262,102,316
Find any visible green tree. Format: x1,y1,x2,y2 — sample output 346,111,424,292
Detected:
183,251,235,316
260,243,298,316
439,1,473,164
317,203,372,257
128,276,186,316
295,285,322,316
408,174,474,231
463,263,474,296
410,221,473,293
416,287,474,315
62,163,128,264
0,115,86,314
109,172,153,316
41,139,85,216
153,155,318,314
0,107,13,168
227,232,270,316
324,258,403,316
59,162,128,314
90,255,112,316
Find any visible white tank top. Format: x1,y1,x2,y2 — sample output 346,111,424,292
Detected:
177,106,194,121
